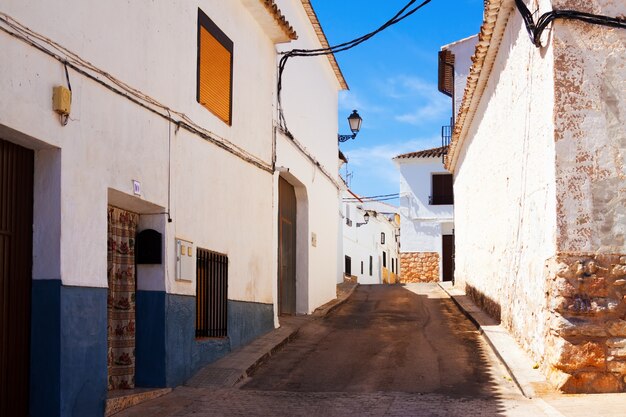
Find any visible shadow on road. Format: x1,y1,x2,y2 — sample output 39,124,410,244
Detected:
242,284,515,417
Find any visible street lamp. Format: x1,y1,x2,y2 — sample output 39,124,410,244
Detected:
356,211,370,227
338,110,363,142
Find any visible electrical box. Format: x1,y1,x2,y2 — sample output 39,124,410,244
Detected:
175,238,195,282
52,86,71,115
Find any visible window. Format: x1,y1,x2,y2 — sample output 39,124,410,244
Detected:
383,252,387,268
345,204,353,227
196,248,228,338
430,174,453,205
361,261,364,275
345,255,352,276
381,232,385,244
369,256,373,276
391,258,395,273
197,9,233,125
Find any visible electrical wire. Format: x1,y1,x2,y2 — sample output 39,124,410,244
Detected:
277,0,433,132
514,0,626,47
343,192,400,201
0,12,273,174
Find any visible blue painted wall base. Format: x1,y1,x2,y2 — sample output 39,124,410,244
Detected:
30,284,275,415
30,280,107,417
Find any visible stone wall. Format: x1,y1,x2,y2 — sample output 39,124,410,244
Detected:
400,252,439,283
546,254,626,393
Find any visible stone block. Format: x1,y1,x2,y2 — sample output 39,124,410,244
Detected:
553,340,606,372
607,338,626,348
582,277,609,297
607,360,626,374
559,372,622,393
612,265,626,277
607,320,626,337
555,278,577,297
551,315,607,337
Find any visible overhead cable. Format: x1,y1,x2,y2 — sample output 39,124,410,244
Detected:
277,0,433,133
514,0,626,47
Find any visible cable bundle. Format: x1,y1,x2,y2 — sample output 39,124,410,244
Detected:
514,0,626,47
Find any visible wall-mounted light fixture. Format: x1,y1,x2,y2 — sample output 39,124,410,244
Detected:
338,110,363,142
356,211,369,227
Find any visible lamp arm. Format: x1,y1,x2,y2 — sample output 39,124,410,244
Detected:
338,133,357,142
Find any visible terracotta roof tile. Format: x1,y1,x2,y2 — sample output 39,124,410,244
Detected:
260,0,298,41
394,145,448,160
300,0,349,90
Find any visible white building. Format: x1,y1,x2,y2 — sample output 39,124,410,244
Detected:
342,190,400,285
393,147,454,283
447,0,626,393
0,1,346,415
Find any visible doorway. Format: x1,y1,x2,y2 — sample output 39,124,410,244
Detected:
0,138,34,416
442,234,455,282
278,177,296,315
107,206,139,390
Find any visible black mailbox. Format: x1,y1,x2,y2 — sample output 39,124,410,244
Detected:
136,229,162,264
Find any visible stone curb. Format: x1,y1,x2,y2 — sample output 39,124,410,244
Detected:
312,283,359,317
438,282,548,399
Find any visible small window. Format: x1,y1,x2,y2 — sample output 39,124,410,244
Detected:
391,258,395,273
345,255,352,276
196,248,228,338
381,232,385,244
430,174,453,205
197,9,233,125
361,261,364,275
383,252,387,268
369,256,373,276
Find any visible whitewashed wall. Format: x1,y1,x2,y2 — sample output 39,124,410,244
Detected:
274,0,344,314
342,193,400,285
0,0,281,306
452,1,557,358
397,157,453,253
443,35,478,120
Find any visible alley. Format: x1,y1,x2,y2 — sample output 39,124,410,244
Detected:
243,284,496,395
116,284,562,417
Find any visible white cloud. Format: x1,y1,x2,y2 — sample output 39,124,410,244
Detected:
344,137,439,187
374,75,451,126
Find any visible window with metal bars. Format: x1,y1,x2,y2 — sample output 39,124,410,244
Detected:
196,248,228,338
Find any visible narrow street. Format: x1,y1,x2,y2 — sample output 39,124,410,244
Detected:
243,284,497,395
117,284,562,416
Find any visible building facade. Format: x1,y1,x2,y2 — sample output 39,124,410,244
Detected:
447,0,626,393
342,190,400,285
0,1,345,415
394,147,454,283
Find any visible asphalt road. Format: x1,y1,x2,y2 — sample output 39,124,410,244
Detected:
243,283,500,397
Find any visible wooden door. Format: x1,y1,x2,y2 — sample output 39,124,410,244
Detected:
278,178,296,315
0,138,34,417
442,234,455,282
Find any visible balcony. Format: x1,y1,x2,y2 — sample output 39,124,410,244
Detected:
441,125,451,148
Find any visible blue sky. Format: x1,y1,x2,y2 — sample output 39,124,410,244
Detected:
310,0,484,203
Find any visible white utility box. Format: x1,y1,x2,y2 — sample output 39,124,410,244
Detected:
175,238,195,282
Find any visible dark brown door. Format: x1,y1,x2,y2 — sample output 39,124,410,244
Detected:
0,138,34,417
278,178,296,315
442,234,455,282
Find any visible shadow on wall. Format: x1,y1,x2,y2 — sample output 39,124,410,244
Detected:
466,284,502,324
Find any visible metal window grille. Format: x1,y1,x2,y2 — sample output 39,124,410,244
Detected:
196,248,228,338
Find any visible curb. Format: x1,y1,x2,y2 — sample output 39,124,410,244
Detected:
438,282,544,399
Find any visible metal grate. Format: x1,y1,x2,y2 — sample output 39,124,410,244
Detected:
196,248,228,338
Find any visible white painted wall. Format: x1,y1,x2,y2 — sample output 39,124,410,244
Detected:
452,3,557,358
396,157,453,248
273,0,344,314
442,35,479,120
0,1,287,308
342,192,400,285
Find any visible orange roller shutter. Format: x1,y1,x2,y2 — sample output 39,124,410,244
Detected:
198,22,232,124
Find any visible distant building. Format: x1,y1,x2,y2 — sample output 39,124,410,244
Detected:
393,146,454,283
342,190,400,285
